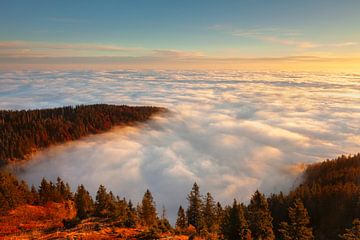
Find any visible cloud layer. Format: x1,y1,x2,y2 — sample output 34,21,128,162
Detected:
1,70,360,222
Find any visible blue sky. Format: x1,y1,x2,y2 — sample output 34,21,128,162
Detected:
0,0,359,70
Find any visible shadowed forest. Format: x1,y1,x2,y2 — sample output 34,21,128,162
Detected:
1,154,359,239
0,104,165,166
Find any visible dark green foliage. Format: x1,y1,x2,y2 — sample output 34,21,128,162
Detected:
203,192,216,231
279,199,313,240
269,154,360,240
38,177,72,203
176,205,187,230
0,104,165,166
139,189,157,227
95,185,114,218
248,190,275,240
339,218,360,240
74,184,94,219
221,199,252,240
186,182,204,231
124,200,137,228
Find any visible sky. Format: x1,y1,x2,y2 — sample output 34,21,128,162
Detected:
1,0,360,70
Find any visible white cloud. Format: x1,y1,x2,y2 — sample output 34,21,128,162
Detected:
1,70,359,223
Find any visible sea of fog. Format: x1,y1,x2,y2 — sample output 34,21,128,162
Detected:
1,70,360,222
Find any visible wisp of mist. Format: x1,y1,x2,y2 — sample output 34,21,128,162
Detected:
1,70,360,222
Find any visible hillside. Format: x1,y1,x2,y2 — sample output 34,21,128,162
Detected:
0,154,359,239
0,104,166,166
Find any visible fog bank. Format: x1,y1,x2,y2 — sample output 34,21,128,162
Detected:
1,70,360,222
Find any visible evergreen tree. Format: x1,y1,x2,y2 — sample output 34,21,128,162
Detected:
176,205,187,230
203,192,216,231
95,184,112,217
215,202,224,227
74,184,94,219
279,199,313,240
339,219,360,240
124,200,137,228
186,182,204,231
139,189,157,227
248,190,275,240
38,178,51,203
221,199,252,240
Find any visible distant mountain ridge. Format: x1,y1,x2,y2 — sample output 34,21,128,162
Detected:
0,104,166,166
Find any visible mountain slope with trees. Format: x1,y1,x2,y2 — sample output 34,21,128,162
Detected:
0,104,165,166
0,154,359,239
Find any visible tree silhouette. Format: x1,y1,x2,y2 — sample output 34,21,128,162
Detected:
248,190,275,240
221,199,252,240
186,182,204,231
176,205,187,230
279,199,313,240
74,184,94,219
95,185,113,217
139,189,157,227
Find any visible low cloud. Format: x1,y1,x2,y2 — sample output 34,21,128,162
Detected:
1,70,359,222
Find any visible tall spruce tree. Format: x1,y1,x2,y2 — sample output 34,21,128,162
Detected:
203,192,216,231
95,184,112,217
279,199,313,240
176,205,187,230
74,184,94,219
248,190,275,240
221,199,252,240
139,189,157,227
186,182,204,231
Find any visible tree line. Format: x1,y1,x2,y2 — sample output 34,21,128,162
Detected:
0,154,359,239
0,104,165,166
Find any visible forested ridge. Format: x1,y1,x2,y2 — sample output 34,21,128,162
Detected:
0,104,165,166
1,154,359,239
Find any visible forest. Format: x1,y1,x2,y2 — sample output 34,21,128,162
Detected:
1,154,359,239
0,104,165,166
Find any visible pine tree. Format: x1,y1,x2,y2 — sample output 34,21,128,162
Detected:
38,178,51,203
95,184,112,217
139,189,157,227
279,199,313,240
187,182,204,231
248,190,275,240
221,199,252,240
339,219,360,240
203,192,216,231
215,202,224,227
74,184,94,219
124,200,137,228
176,205,187,230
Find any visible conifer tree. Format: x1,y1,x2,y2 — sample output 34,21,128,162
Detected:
187,182,204,231
248,190,275,240
203,192,217,231
124,200,137,228
74,184,94,219
38,178,51,203
139,189,157,227
215,202,224,227
339,219,360,240
176,205,187,230
221,199,252,240
95,184,112,217
279,199,313,240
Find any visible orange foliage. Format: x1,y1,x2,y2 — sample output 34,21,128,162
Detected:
0,201,76,237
